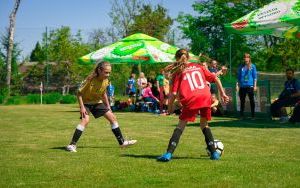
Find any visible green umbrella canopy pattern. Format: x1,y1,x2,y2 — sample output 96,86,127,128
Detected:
79,33,199,64
225,0,300,39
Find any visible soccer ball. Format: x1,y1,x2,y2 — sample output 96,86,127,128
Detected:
206,139,224,156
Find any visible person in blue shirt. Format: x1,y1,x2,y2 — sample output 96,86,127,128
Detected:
126,73,136,104
107,81,115,107
236,53,257,119
271,68,300,123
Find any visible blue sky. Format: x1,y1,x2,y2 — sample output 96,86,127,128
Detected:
0,0,197,59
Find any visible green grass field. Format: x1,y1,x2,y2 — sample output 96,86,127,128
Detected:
1,104,299,187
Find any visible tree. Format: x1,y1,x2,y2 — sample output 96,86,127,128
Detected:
6,0,21,96
88,28,116,50
128,4,173,41
176,0,297,75
30,42,45,62
0,30,22,95
109,0,145,38
25,26,92,94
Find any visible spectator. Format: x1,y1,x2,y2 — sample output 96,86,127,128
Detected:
271,68,300,123
208,60,228,94
156,70,165,113
209,60,218,74
211,94,224,116
141,82,159,112
126,73,136,104
107,81,115,108
137,72,147,96
236,53,257,119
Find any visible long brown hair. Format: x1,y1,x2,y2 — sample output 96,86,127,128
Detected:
163,49,189,77
87,61,111,80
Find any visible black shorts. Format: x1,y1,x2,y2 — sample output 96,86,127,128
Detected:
81,103,109,119
128,91,136,97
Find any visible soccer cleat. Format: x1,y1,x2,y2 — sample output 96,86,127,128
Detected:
66,144,77,152
120,140,137,148
157,152,172,162
210,151,221,160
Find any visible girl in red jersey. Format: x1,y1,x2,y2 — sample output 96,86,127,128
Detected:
157,49,229,161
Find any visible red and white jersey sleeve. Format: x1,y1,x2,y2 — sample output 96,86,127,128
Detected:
172,63,217,109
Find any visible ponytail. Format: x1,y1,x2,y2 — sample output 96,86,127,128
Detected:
163,49,189,77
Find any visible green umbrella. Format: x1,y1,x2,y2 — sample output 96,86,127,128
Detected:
225,0,300,39
79,33,199,64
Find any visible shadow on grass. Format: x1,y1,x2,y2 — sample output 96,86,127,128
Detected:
50,146,115,150
50,146,66,150
187,117,300,129
121,154,207,160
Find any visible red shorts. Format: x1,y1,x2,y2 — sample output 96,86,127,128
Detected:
179,107,211,122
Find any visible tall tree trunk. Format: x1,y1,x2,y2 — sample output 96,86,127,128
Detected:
6,0,21,96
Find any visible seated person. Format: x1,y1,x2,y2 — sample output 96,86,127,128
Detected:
289,100,300,123
141,82,159,112
211,94,224,116
271,68,300,122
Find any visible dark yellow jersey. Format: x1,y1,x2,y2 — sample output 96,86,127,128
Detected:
77,77,109,104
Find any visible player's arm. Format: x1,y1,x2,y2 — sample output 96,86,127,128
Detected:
102,92,111,111
291,80,300,98
215,77,229,104
77,94,88,119
77,79,89,118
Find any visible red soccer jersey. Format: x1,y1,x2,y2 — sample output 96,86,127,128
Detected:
172,63,216,109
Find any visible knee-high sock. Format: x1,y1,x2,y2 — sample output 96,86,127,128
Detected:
70,124,85,145
167,128,183,154
202,127,216,153
111,123,124,145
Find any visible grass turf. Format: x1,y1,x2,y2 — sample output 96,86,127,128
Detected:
0,104,299,187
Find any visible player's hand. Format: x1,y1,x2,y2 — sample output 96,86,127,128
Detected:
221,66,227,75
80,107,88,119
253,86,257,92
221,94,230,104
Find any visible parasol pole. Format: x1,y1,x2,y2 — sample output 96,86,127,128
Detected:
229,34,232,80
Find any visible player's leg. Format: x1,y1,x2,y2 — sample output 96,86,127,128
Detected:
66,113,90,152
157,107,197,162
199,107,219,160
103,110,137,147
157,120,187,162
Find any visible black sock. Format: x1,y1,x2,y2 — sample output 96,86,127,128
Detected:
167,128,183,154
112,127,124,145
70,129,83,145
202,127,216,153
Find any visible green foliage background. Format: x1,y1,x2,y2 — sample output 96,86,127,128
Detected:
1,0,300,100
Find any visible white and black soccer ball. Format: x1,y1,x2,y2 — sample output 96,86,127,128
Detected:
206,139,224,156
